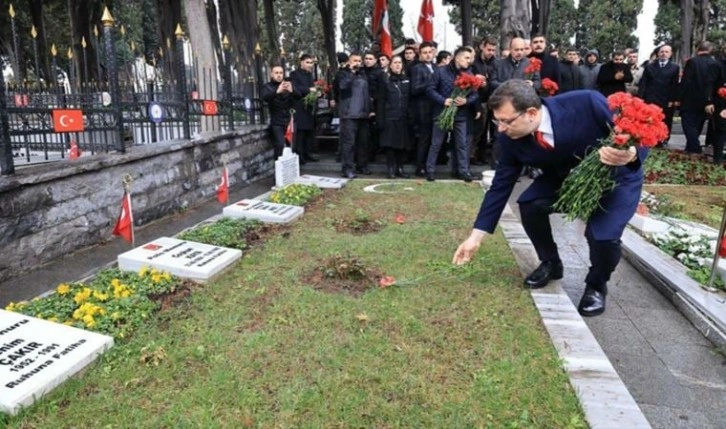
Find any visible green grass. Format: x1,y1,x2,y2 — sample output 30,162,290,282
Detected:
3,182,585,428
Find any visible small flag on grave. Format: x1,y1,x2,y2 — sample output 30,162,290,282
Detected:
217,165,229,204
112,176,134,244
69,139,81,160
284,113,294,145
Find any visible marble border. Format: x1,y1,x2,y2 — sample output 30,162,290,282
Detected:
499,204,651,429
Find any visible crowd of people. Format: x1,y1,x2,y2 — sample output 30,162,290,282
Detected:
263,35,725,178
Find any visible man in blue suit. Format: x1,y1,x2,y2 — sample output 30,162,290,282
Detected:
453,80,647,316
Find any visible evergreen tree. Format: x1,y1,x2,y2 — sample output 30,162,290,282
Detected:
341,0,405,52
449,0,500,42
547,0,578,51
576,0,642,59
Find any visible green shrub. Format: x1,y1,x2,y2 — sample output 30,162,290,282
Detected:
178,217,263,250
269,183,322,206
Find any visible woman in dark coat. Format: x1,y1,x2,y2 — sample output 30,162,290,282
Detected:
377,55,412,178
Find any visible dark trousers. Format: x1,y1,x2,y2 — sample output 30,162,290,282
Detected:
714,130,726,164
519,197,622,293
427,119,469,176
339,118,369,172
269,125,286,159
663,105,675,142
416,121,433,171
294,128,315,158
385,148,406,170
681,110,706,154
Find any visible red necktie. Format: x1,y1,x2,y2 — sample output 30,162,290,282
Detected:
534,131,553,151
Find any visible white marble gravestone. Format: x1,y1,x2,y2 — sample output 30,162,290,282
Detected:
223,199,304,224
275,148,300,188
117,237,242,282
0,310,114,415
296,174,348,189
628,213,670,234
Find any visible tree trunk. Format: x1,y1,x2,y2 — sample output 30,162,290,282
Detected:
681,0,693,60
262,0,280,64
693,0,709,46
536,0,552,37
500,0,531,47
29,0,52,83
317,0,337,78
156,0,184,82
218,0,258,94
184,0,219,133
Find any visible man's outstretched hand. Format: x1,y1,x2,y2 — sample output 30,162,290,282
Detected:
452,230,487,265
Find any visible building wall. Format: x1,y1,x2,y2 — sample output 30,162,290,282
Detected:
0,126,272,283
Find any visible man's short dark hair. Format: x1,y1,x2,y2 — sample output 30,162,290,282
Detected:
336,52,349,65
436,51,452,63
489,79,542,112
612,51,625,58
364,51,376,59
454,46,472,57
405,38,416,46
480,36,498,47
403,46,417,55
431,41,439,48
378,53,390,61
531,33,546,41
299,54,313,63
565,47,578,54
696,40,713,54
349,51,362,59
419,41,435,50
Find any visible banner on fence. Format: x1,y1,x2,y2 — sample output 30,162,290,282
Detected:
52,109,84,133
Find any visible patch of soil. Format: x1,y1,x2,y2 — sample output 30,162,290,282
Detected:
304,254,385,296
643,184,725,229
305,189,336,211
333,217,385,235
246,223,291,248
150,280,199,311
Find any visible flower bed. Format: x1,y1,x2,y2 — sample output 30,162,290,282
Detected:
269,183,322,206
644,148,726,186
178,217,264,250
4,268,182,339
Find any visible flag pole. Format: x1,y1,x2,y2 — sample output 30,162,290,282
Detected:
708,204,726,289
123,174,135,248
223,160,229,207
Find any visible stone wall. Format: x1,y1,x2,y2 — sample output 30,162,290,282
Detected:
0,126,273,283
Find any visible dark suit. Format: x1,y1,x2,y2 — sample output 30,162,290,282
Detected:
678,53,721,153
596,61,633,96
410,62,436,171
473,90,647,291
638,60,679,142
290,68,315,158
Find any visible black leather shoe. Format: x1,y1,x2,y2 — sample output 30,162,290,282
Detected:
415,168,426,177
578,289,606,317
341,170,356,179
425,174,435,182
524,260,563,289
460,173,474,182
395,168,410,178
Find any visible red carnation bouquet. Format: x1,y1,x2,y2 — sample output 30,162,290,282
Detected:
303,79,331,108
540,78,559,96
524,57,542,80
553,92,669,221
437,73,484,130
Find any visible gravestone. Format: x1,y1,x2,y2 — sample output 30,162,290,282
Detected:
117,237,242,282
628,213,670,234
296,174,348,189
0,310,114,415
275,147,300,188
223,199,304,224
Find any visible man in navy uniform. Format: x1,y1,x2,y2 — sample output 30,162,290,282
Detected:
453,80,647,317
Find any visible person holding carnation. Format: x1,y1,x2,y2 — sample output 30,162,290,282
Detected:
452,80,661,317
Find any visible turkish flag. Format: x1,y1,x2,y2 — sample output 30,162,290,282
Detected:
284,115,294,145
379,8,393,57
202,100,218,116
112,191,134,244
373,0,385,34
418,0,434,42
719,232,726,258
217,166,229,204
52,109,84,133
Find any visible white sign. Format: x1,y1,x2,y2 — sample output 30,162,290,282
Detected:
223,199,304,224
275,147,300,188
0,310,114,415
296,174,348,189
117,237,242,283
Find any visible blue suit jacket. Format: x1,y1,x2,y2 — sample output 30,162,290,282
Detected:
473,90,648,241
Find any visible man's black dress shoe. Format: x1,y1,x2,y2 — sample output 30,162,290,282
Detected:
341,170,356,179
425,174,435,182
578,289,606,317
415,168,426,177
395,168,410,178
524,260,563,288
460,172,474,182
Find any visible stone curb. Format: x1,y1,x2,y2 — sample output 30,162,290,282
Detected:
499,204,651,429
621,228,726,350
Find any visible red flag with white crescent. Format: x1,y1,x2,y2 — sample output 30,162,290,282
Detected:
217,166,229,204
418,0,434,42
112,191,134,244
284,114,294,145
380,7,393,57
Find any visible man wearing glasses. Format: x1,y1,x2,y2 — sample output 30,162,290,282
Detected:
452,80,646,317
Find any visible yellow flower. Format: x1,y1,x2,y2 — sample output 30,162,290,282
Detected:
48,317,59,323
111,278,121,288
5,302,15,311
138,267,149,278
151,274,162,283
162,272,172,281
111,311,122,321
73,288,92,305
63,321,74,326
93,291,109,302
83,314,96,328
57,283,71,295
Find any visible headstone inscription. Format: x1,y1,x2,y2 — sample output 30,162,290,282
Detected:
0,310,114,415
296,174,348,189
117,237,242,282
223,199,304,224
